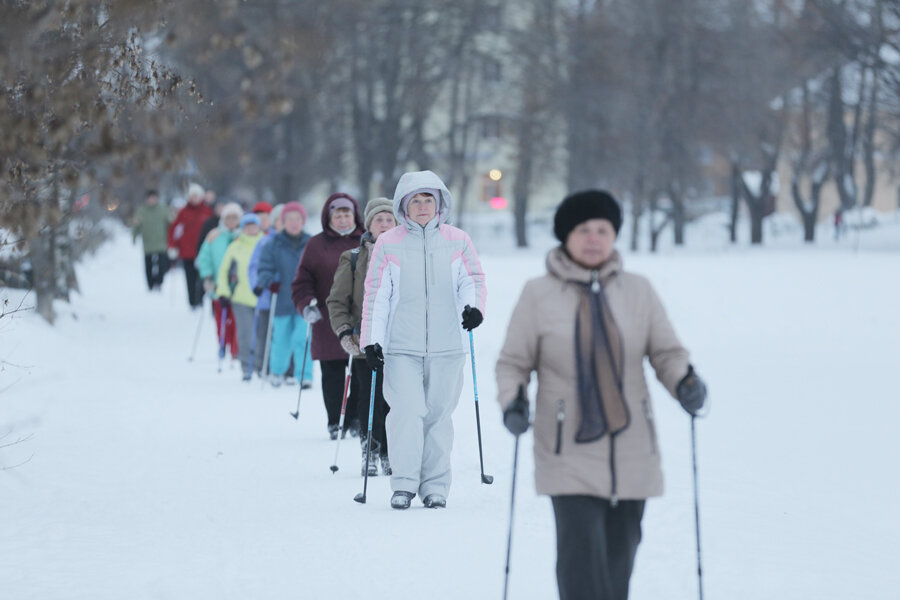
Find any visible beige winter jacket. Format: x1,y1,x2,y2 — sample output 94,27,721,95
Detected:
495,247,690,500
326,233,373,357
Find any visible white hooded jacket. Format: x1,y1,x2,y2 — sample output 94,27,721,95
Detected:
359,171,486,356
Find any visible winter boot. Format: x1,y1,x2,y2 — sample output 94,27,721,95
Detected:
269,374,283,388
328,424,340,440
380,453,392,476
347,418,360,438
391,491,415,510
422,494,447,509
301,380,313,390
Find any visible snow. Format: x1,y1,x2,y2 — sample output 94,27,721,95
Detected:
2,218,900,599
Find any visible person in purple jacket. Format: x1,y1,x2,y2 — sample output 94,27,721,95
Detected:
291,193,365,440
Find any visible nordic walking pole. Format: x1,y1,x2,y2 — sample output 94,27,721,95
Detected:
691,415,704,600
503,431,521,600
248,304,261,378
260,290,277,388
354,368,379,504
330,356,354,473
217,302,228,373
188,294,206,362
289,332,311,420
468,329,493,484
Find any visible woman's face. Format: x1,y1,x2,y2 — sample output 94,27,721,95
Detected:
223,213,240,231
243,223,260,237
256,212,271,231
284,211,305,236
408,193,437,227
565,218,617,269
369,212,397,240
330,207,354,232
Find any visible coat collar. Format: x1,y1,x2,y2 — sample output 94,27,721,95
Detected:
546,246,622,285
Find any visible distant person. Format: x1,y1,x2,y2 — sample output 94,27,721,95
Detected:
495,190,707,600
291,193,365,439
196,195,227,256
167,183,213,309
834,209,844,241
197,202,244,364
359,171,486,510
132,189,171,291
257,202,314,387
217,213,264,381
248,204,284,379
252,201,273,233
327,197,397,476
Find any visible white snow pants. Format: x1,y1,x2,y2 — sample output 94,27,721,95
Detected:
383,352,466,499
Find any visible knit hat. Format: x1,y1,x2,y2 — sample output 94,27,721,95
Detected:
364,197,395,229
187,183,204,198
282,201,307,221
221,202,243,220
240,213,261,228
329,197,355,214
252,201,272,214
553,190,622,242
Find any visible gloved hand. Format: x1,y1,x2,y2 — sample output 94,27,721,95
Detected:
364,343,384,372
302,303,322,324
461,305,483,331
338,328,361,356
203,277,215,293
503,385,530,435
252,285,264,297
167,247,179,260
269,282,281,294
219,297,232,310
676,365,707,416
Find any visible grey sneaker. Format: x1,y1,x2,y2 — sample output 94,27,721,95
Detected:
422,494,446,508
391,491,415,510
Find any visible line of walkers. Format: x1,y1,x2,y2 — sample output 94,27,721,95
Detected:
137,175,710,599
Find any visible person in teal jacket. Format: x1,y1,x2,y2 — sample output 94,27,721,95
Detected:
197,201,242,361
217,213,265,380
132,189,171,291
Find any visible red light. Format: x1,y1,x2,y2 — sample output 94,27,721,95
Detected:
490,196,507,209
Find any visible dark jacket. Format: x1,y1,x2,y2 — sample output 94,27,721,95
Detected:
258,230,312,317
291,193,364,361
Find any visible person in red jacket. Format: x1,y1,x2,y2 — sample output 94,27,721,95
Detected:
291,193,365,439
168,183,214,309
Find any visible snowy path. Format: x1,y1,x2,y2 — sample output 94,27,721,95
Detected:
2,229,899,599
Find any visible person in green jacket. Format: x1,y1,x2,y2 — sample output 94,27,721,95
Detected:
217,213,265,380
132,189,171,291
197,201,243,361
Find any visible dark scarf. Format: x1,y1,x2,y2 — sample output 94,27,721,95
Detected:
573,268,629,443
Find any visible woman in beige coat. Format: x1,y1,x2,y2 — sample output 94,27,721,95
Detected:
495,190,707,600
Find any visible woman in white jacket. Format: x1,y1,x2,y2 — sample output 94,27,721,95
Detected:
359,170,486,510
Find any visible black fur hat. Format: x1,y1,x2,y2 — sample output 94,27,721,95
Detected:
553,190,622,242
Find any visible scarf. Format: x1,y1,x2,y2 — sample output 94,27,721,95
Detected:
574,270,629,443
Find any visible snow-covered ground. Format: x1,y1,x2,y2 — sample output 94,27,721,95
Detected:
2,217,900,599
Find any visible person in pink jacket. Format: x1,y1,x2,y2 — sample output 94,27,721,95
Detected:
360,170,486,510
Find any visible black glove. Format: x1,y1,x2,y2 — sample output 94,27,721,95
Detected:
503,385,530,436
676,365,707,416
252,285,264,297
461,305,483,331
219,297,232,309
364,343,384,372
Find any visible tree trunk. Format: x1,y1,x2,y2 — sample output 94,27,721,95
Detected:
730,161,741,243
30,230,56,324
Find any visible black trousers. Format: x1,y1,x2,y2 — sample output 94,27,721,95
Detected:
551,495,645,600
352,358,389,455
320,359,359,427
182,258,203,307
143,252,169,290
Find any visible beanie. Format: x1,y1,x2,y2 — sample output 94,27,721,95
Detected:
252,201,272,214
240,213,261,228
187,183,204,198
282,201,307,221
221,202,243,220
329,197,355,213
364,197,395,229
553,190,622,242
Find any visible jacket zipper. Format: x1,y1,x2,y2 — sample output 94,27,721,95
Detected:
422,230,429,352
554,399,565,455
